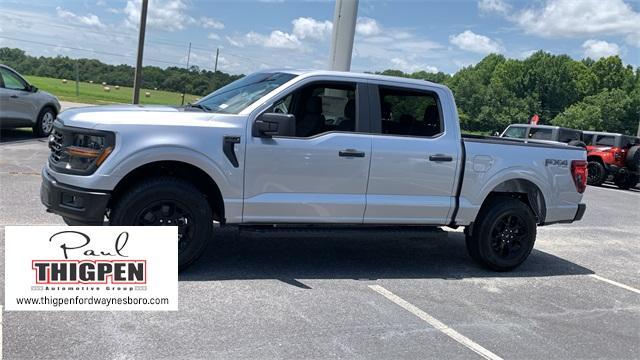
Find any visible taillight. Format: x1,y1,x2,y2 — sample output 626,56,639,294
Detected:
571,160,587,193
614,151,622,161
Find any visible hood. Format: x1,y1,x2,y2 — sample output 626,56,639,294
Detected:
57,104,240,129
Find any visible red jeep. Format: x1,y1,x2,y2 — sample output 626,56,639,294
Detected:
583,131,640,189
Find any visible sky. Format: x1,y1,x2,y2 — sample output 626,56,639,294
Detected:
0,0,638,75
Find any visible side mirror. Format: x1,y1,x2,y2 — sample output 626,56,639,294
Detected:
28,85,38,93
252,113,295,138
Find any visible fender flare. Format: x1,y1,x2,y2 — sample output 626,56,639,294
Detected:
474,167,550,223
107,145,233,199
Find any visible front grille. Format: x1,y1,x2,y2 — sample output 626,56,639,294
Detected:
49,127,64,162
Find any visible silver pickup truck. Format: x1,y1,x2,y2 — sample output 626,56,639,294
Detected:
41,70,587,271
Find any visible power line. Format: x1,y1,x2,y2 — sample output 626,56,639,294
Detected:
1,10,279,68
0,35,205,69
1,11,225,52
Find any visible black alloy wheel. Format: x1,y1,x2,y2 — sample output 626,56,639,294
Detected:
489,214,528,261
465,196,537,271
135,200,195,253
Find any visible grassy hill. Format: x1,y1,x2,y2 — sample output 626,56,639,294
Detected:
25,76,200,106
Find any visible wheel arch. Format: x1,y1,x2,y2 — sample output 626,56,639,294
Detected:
478,178,547,225
108,160,225,223
587,154,604,164
40,103,59,116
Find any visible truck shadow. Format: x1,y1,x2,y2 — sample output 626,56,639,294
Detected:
180,228,593,285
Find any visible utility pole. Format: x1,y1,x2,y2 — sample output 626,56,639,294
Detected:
637,110,640,137
132,0,148,104
329,0,358,71
74,59,80,97
181,42,191,106
214,47,219,73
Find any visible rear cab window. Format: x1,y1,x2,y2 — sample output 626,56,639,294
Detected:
376,86,443,137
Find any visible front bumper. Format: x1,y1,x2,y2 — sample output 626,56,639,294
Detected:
41,169,110,224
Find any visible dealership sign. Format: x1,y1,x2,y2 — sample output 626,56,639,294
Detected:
5,226,178,311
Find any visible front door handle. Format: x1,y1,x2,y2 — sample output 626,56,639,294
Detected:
339,149,365,158
429,154,453,162
10,95,18,98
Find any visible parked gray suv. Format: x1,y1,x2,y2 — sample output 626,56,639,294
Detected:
0,64,61,136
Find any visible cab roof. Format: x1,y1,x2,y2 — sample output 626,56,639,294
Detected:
262,69,447,90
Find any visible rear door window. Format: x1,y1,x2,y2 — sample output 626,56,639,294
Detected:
528,128,552,140
377,86,443,137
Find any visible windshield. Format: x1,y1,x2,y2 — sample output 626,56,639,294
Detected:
195,72,297,114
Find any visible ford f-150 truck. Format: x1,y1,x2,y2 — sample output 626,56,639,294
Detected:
41,70,587,271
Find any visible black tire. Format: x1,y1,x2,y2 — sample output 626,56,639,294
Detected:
63,217,103,226
614,173,639,190
109,177,213,270
587,161,606,186
568,140,586,148
33,106,56,137
465,196,537,271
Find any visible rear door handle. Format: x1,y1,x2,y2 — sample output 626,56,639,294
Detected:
339,149,365,158
429,154,453,162
10,95,18,98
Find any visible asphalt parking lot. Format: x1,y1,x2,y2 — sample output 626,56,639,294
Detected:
0,130,639,359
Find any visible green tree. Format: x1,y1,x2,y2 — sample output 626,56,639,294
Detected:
552,89,634,134
589,56,635,92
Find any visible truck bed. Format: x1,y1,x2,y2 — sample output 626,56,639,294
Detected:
462,134,581,150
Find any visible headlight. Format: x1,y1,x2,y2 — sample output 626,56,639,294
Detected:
65,134,114,171
49,124,115,175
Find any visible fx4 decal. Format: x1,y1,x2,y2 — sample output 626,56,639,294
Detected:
545,159,568,167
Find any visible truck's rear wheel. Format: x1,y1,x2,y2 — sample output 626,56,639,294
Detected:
587,161,606,186
465,196,537,271
109,177,213,270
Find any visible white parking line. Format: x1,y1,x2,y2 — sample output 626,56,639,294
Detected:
589,274,640,295
1,305,3,360
368,285,503,360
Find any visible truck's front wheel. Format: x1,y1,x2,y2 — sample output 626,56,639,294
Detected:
109,177,213,270
466,196,537,271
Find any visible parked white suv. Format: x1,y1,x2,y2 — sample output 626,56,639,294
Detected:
41,70,587,271
0,64,61,136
